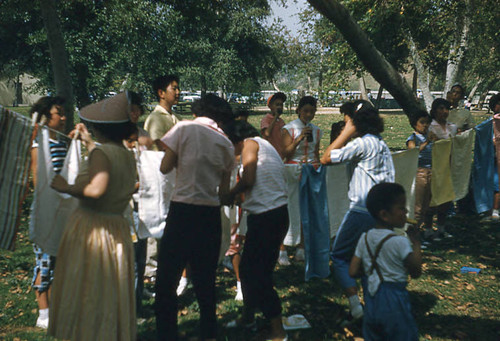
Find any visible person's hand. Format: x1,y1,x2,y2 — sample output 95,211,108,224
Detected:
427,131,438,142
299,126,313,141
406,224,421,244
342,117,357,137
51,174,69,193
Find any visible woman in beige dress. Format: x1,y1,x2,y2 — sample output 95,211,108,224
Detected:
48,92,138,341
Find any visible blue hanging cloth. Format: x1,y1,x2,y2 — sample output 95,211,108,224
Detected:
299,164,330,281
472,118,495,213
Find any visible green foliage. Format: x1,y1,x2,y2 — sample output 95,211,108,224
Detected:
0,0,282,106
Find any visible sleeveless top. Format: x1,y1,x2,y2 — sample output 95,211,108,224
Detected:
77,143,137,215
241,137,287,215
283,118,322,164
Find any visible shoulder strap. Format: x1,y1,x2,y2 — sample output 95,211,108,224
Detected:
365,233,397,282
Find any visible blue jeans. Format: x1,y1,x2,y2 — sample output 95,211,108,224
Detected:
331,209,375,290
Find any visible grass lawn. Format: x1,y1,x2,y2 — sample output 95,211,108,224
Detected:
1,109,499,340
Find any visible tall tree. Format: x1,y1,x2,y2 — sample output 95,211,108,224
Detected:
306,0,423,117
39,0,74,130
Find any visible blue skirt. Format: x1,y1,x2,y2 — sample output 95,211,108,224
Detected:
363,282,418,341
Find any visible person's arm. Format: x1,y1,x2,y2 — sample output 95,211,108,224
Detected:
51,148,110,199
320,118,356,164
349,255,363,278
226,139,259,204
407,135,429,152
261,116,279,139
30,147,38,188
281,127,311,160
403,225,422,278
160,146,177,174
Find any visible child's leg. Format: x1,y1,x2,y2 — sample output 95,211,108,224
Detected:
32,245,55,328
492,192,500,219
331,210,375,319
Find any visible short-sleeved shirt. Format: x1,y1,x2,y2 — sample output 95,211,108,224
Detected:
260,113,286,157
283,118,322,164
406,132,432,168
448,107,474,131
355,228,413,296
329,134,395,210
429,119,457,140
144,104,182,143
161,117,235,206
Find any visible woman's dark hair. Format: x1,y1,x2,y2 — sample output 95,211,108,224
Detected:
128,91,144,115
30,96,66,123
340,102,356,119
82,119,137,144
366,182,406,221
409,110,431,128
222,120,260,144
297,96,317,111
430,98,451,119
352,107,384,136
489,93,500,111
235,109,250,119
191,94,234,124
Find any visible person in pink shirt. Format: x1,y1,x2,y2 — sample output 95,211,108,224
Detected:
260,92,287,158
154,94,235,341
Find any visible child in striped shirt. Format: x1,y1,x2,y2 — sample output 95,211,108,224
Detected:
29,96,68,329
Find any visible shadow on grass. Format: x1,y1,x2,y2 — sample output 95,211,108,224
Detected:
418,313,500,340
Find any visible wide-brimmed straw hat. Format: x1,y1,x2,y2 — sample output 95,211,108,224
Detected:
78,91,131,123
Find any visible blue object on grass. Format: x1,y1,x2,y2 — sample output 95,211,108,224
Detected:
460,266,481,273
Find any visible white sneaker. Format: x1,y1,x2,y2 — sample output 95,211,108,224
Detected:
278,251,291,266
176,277,189,296
351,304,364,320
295,248,305,261
235,281,243,301
36,316,48,329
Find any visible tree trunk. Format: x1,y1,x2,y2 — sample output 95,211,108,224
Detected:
375,86,384,110
467,78,482,102
201,75,207,96
358,76,373,105
407,30,433,111
307,0,423,118
443,0,471,94
40,0,74,132
272,79,280,92
412,67,418,93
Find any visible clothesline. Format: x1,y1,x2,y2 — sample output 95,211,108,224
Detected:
0,106,71,141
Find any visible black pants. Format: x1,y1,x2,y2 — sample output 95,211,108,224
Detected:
240,205,289,319
134,237,147,317
155,202,221,341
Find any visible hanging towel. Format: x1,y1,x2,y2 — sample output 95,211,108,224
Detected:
392,148,419,220
451,129,475,200
300,164,330,281
472,119,495,213
137,151,176,239
325,163,350,238
219,167,240,262
431,139,455,207
0,107,35,250
29,127,80,256
284,164,302,246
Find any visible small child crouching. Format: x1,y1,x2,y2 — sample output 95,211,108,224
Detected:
349,183,422,341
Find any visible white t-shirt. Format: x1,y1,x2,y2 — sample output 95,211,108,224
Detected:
354,228,413,296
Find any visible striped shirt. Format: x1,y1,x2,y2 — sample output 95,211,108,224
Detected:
241,137,288,215
32,138,68,174
330,134,395,211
